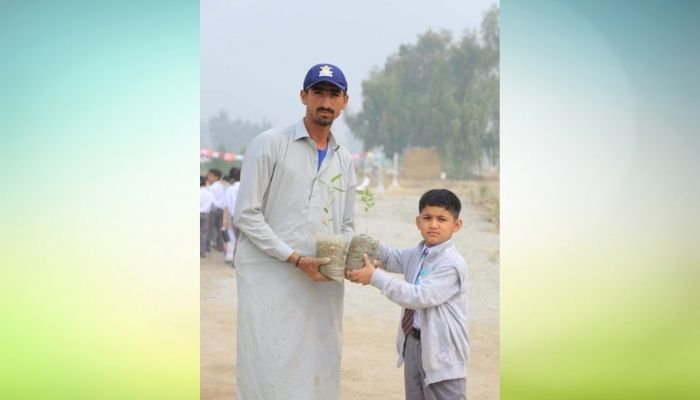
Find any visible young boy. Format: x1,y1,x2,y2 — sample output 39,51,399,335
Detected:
222,167,241,264
348,189,468,400
200,176,216,258
206,168,225,252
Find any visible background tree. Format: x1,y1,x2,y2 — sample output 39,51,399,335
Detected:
200,111,270,175
347,5,499,178
203,110,271,154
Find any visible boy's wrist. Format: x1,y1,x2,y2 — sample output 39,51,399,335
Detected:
367,267,379,285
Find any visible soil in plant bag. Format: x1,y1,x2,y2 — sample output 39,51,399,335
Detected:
345,234,379,272
316,234,349,282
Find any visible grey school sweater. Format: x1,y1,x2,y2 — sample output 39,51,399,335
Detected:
370,239,469,386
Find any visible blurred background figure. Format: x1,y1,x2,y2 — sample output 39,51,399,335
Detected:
206,168,225,252
223,167,241,265
200,176,215,258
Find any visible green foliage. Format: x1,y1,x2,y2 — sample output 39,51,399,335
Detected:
346,5,499,178
200,112,269,176
203,110,272,153
330,173,343,186
355,188,375,213
318,174,346,232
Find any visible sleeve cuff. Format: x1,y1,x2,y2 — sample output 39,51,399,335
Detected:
271,242,294,262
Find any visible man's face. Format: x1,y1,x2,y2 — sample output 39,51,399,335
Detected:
206,172,216,184
300,83,349,127
415,206,463,246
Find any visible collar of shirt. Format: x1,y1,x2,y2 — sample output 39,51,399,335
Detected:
421,238,454,258
412,239,454,281
293,118,340,151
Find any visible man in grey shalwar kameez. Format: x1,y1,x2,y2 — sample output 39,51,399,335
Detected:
232,63,356,400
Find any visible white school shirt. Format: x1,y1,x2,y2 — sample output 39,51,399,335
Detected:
224,181,240,215
199,187,215,213
208,180,225,209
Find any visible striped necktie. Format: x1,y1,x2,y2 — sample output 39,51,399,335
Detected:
401,248,428,336
401,308,415,336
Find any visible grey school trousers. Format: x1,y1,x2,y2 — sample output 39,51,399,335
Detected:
404,335,466,400
207,207,224,250
200,212,210,254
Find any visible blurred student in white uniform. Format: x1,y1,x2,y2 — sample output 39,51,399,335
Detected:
206,168,225,252
222,167,241,264
199,176,215,258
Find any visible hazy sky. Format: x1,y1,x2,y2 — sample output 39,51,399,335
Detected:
201,0,498,151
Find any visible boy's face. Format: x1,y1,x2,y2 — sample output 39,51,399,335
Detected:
415,206,463,246
206,172,217,184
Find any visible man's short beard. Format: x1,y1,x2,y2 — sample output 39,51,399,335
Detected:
312,116,334,126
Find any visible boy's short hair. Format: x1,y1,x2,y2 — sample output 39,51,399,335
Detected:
419,189,461,219
228,167,241,182
200,176,206,187
208,168,222,179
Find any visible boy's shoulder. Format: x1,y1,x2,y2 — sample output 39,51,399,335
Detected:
428,241,467,271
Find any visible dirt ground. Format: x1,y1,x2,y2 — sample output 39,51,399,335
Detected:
201,181,499,399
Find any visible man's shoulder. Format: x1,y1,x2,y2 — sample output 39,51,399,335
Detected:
329,133,352,156
247,123,296,154
335,145,353,160
256,123,295,141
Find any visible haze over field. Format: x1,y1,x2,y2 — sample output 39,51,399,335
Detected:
200,0,498,152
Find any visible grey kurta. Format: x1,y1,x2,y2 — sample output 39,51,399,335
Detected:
232,119,356,400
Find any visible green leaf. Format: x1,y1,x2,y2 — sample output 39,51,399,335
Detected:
330,173,342,183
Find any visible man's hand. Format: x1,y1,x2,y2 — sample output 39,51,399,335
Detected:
346,254,376,285
297,256,332,282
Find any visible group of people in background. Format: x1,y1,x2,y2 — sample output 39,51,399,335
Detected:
199,167,240,263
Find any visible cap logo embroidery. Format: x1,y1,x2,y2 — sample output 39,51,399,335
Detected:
319,65,333,77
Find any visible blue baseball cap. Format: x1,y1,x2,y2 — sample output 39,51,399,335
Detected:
303,63,348,92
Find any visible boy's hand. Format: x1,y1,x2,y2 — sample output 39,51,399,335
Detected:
347,254,376,285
